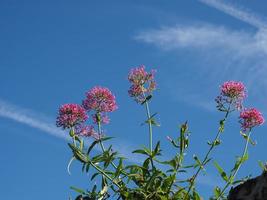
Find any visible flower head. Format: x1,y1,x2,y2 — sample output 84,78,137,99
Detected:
239,108,264,131
128,65,156,103
56,104,87,129
221,81,246,99
82,86,118,113
75,125,96,137
216,81,246,111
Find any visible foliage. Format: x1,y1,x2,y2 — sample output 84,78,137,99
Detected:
56,65,265,200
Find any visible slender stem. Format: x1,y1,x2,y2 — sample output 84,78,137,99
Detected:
142,94,155,170
89,160,121,188
167,128,186,194
70,127,77,147
97,121,106,152
96,116,129,178
216,131,252,200
185,107,231,198
144,99,153,152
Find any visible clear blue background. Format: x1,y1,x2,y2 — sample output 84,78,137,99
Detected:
1,0,267,199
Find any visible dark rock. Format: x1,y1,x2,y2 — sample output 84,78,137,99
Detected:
228,172,267,200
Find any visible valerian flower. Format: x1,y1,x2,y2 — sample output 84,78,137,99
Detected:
216,81,246,111
128,65,156,103
82,86,118,113
56,104,87,129
74,124,99,138
239,108,264,131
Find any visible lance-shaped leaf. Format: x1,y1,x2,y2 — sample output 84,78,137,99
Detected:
70,186,87,195
141,94,152,105
68,143,89,163
241,132,256,146
214,161,228,182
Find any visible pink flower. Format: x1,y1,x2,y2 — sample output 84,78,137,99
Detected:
128,65,156,103
239,108,264,131
82,86,118,113
74,125,96,137
216,81,246,111
75,125,102,140
221,81,246,99
56,104,87,129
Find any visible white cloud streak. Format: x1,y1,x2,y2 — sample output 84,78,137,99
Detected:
0,99,145,163
135,1,267,111
0,99,68,140
136,24,267,56
198,0,267,29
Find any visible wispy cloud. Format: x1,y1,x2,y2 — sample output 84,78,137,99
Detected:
0,99,68,140
136,24,267,56
135,2,267,111
0,99,144,163
198,0,267,29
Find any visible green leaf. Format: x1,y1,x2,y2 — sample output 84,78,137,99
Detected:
101,136,114,142
213,186,221,198
68,143,89,163
141,94,152,105
193,155,203,169
214,161,228,182
152,141,161,157
258,160,267,172
132,148,150,156
114,158,123,178
86,140,99,155
193,189,201,200
91,172,101,181
70,186,86,194
241,132,257,146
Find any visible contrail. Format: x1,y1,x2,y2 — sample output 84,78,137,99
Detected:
199,0,267,29
0,99,68,140
0,99,143,162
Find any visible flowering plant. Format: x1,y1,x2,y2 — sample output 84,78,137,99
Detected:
56,65,264,200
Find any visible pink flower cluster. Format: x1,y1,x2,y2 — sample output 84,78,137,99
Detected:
56,104,88,129
128,65,156,103
221,81,246,99
82,86,117,125
74,124,101,140
216,81,246,111
239,108,264,131
82,86,118,113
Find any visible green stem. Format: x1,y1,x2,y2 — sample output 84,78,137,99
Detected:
144,99,153,152
142,96,155,170
96,116,129,178
216,131,252,200
70,127,77,147
89,160,121,189
185,107,231,198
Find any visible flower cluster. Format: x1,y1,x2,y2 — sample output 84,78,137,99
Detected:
82,86,118,113
216,81,246,111
74,124,102,140
239,108,264,131
128,65,156,103
56,104,88,129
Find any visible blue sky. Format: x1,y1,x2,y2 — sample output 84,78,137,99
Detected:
1,0,267,199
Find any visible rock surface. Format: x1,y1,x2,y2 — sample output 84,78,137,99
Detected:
228,171,267,200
